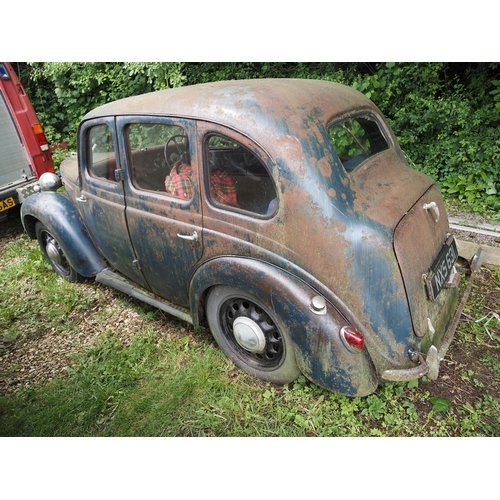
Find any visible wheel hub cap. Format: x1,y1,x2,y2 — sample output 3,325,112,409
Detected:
46,241,62,264
233,317,266,353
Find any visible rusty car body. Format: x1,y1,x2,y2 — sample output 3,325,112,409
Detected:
21,78,473,396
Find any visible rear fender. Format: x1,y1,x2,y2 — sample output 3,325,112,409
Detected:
21,191,107,277
190,257,378,396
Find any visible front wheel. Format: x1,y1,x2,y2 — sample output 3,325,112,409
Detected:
206,285,301,384
35,221,82,282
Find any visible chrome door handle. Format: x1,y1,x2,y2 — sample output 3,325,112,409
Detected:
423,201,440,223
177,230,198,242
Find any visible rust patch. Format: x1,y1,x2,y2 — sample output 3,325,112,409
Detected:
352,150,432,227
317,157,332,178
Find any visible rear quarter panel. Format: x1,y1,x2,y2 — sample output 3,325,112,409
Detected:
190,257,379,396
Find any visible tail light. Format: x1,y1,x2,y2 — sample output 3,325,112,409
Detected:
340,326,365,352
33,123,49,151
0,63,10,80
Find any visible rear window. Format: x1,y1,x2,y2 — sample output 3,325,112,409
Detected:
327,114,389,172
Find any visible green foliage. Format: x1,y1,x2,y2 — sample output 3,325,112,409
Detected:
350,63,500,215
19,61,500,214
24,62,186,149
329,118,369,158
429,397,450,412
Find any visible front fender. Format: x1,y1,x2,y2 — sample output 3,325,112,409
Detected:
190,257,378,397
21,191,107,277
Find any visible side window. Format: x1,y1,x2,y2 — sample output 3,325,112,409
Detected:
88,124,117,181
126,123,192,199
327,115,389,172
205,134,277,216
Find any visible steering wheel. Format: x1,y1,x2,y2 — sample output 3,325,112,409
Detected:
164,134,189,170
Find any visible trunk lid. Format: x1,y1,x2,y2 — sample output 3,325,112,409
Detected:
352,150,458,340
393,184,458,338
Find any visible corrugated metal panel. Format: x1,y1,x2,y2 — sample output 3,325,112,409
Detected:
0,89,33,189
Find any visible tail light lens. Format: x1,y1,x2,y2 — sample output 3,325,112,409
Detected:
33,123,49,151
0,63,10,80
340,326,365,352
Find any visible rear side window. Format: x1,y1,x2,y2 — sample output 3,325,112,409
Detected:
327,115,389,172
205,134,277,217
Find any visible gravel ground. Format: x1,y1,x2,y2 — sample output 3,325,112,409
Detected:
451,229,500,248
448,209,500,248
0,284,157,395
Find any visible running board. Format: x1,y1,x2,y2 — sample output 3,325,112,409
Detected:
95,268,193,325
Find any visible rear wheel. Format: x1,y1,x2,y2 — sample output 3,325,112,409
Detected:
206,285,301,384
35,221,82,282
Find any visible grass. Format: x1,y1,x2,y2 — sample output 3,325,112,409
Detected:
1,217,499,437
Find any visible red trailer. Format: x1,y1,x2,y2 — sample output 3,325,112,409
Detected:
0,62,55,220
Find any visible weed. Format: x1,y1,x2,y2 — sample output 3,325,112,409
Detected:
480,353,500,376
361,395,386,420
429,397,450,412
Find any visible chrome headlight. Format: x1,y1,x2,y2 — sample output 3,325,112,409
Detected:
39,172,62,192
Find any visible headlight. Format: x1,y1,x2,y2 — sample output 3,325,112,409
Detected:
39,172,62,192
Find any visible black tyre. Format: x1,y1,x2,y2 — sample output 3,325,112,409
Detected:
35,221,82,282
206,285,301,384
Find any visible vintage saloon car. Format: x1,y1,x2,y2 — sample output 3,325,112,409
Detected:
21,79,475,396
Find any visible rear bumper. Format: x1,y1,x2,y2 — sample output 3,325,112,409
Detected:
381,250,485,382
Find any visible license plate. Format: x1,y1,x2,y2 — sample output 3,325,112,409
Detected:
425,236,459,301
0,196,16,213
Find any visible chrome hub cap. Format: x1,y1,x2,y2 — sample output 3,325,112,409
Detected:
46,240,62,264
233,316,266,353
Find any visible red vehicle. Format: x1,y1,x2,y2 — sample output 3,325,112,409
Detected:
0,62,54,220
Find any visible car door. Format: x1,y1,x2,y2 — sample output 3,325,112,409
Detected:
197,121,283,263
117,116,203,307
77,117,148,287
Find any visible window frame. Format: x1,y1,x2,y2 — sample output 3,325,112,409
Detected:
117,116,198,206
327,112,392,174
203,131,278,219
126,122,191,197
84,121,119,183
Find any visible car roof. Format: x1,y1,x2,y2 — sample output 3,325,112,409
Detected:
83,79,377,144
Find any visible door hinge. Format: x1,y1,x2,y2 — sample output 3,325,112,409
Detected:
132,259,141,270
114,169,124,182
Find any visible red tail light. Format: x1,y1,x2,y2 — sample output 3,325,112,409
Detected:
33,123,49,151
340,326,365,352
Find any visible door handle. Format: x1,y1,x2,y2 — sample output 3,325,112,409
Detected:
177,230,198,242
423,201,440,223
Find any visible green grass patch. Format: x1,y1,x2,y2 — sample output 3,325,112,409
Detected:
1,218,500,436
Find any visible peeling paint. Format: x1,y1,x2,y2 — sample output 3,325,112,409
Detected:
21,79,461,396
